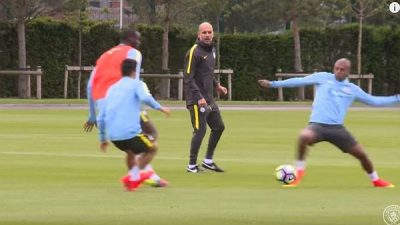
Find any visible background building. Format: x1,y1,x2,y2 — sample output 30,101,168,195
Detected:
88,0,136,27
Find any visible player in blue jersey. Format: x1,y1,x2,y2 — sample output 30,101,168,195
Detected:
98,59,171,191
84,30,168,187
259,58,400,188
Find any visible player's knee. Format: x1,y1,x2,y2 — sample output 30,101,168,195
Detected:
149,142,158,153
349,144,368,159
298,129,315,145
194,127,207,137
219,123,225,132
149,131,158,141
213,123,225,133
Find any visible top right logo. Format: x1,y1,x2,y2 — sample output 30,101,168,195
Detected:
389,2,400,13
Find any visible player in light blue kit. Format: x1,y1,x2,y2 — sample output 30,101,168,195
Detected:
259,58,400,188
98,59,171,191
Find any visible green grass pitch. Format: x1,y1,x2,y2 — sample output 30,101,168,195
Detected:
0,107,399,225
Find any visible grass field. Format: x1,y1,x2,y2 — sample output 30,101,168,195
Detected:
0,106,399,225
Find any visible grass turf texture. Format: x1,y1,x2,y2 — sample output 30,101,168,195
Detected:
0,108,399,225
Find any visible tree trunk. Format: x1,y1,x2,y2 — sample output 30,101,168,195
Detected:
291,0,304,100
162,14,169,72
216,13,220,70
17,19,29,98
160,1,170,99
148,0,157,24
291,0,302,73
357,7,364,86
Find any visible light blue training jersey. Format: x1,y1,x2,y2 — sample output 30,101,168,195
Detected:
270,72,400,124
97,77,161,142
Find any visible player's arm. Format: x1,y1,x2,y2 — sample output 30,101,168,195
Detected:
213,76,227,95
259,73,322,88
84,69,97,132
353,85,400,106
127,49,142,80
96,99,108,152
137,81,171,117
184,46,204,104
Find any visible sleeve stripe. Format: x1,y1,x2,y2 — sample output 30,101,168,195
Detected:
186,44,198,74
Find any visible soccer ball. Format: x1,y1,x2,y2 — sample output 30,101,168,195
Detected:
275,164,296,184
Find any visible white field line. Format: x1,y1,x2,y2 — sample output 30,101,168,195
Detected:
0,151,397,166
0,151,267,163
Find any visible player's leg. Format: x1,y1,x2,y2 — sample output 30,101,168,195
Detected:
202,105,225,172
327,125,394,188
121,151,136,186
112,138,144,191
140,111,158,140
347,144,394,188
347,144,373,173
122,134,159,191
285,123,320,187
139,111,168,187
297,125,319,161
136,134,158,168
125,151,135,169
187,104,207,173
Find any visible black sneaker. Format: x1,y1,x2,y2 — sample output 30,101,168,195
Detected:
201,161,225,172
186,165,204,173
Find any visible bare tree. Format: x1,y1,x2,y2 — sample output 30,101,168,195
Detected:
0,0,65,98
1,0,44,98
291,0,303,73
203,0,229,70
128,0,203,98
350,0,382,84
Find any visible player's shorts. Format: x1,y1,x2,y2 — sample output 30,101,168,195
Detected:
112,133,155,154
307,122,358,153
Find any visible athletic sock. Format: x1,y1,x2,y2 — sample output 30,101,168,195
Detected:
144,164,160,180
368,171,379,181
203,158,213,164
295,160,306,171
144,164,154,172
188,164,197,169
129,166,140,181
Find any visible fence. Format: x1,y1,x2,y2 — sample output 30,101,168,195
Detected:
0,66,42,99
64,65,233,101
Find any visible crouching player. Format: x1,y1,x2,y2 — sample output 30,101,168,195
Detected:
97,59,170,191
84,29,168,187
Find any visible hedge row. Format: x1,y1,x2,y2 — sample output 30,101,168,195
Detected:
0,18,399,99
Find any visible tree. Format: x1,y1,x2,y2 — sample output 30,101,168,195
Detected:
127,0,203,98
1,0,44,98
349,0,383,83
203,0,229,70
0,0,65,98
62,0,89,99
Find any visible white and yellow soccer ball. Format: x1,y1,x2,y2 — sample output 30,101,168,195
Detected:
275,164,296,184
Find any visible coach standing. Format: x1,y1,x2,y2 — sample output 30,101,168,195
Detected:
184,22,228,173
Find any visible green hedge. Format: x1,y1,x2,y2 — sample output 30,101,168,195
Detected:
0,18,399,99
0,23,18,97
